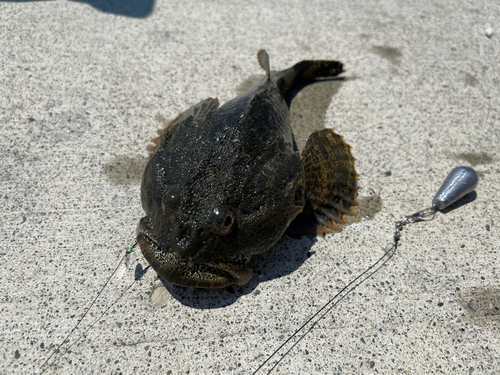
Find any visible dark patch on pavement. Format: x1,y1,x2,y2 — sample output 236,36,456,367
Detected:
370,45,402,65
453,152,493,166
465,73,479,87
458,287,500,326
102,155,148,186
234,74,261,96
350,194,383,223
29,112,91,144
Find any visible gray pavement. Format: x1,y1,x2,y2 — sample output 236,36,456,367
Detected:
1,0,499,373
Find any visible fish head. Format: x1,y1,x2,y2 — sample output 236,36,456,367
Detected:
137,134,305,288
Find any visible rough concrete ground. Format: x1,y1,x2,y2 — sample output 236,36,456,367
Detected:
1,0,499,373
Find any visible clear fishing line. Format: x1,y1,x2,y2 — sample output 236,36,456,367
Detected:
38,243,147,373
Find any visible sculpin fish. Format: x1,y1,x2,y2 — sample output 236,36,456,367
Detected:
137,50,358,288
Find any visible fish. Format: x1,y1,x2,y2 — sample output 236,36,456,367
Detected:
136,50,358,288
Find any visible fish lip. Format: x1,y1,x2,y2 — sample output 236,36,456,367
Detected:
136,216,161,248
136,216,253,288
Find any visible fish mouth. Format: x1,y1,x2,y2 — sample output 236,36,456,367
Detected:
136,217,253,288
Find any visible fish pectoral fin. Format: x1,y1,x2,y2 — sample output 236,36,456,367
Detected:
257,49,271,81
287,129,358,235
148,97,220,154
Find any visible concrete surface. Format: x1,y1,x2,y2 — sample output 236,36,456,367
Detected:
1,0,499,373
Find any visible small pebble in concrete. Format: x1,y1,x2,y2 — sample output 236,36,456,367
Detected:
151,287,170,306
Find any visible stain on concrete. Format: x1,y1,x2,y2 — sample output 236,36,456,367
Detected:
29,112,91,143
350,194,383,223
102,155,148,186
458,287,500,325
370,45,402,65
296,40,312,51
477,170,490,178
465,73,479,87
234,74,261,95
453,152,493,166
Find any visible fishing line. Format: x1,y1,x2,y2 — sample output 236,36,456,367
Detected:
253,234,399,375
254,166,479,374
38,242,145,374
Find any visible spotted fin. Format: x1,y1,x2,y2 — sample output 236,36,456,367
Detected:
287,129,358,235
148,97,219,154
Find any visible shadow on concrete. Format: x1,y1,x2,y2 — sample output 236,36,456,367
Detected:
70,0,155,18
440,191,477,214
162,234,317,309
1,0,155,18
102,155,148,186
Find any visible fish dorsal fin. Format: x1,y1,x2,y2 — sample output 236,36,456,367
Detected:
190,97,220,122
257,49,271,81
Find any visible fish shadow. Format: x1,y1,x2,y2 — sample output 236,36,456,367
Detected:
161,234,317,309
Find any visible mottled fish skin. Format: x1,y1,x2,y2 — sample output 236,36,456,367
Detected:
137,51,355,288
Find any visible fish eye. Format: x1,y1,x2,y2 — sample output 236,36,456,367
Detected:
210,205,235,235
162,192,179,214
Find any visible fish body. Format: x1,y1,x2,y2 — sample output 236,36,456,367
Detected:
137,51,358,288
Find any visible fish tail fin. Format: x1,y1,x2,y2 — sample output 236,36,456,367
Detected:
276,59,344,99
257,49,271,81
287,129,358,235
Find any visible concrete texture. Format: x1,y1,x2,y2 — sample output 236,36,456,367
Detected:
1,0,499,373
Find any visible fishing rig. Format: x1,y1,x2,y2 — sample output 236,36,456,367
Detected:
253,166,479,373
38,166,478,374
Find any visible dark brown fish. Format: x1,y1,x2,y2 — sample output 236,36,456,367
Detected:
136,50,358,288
